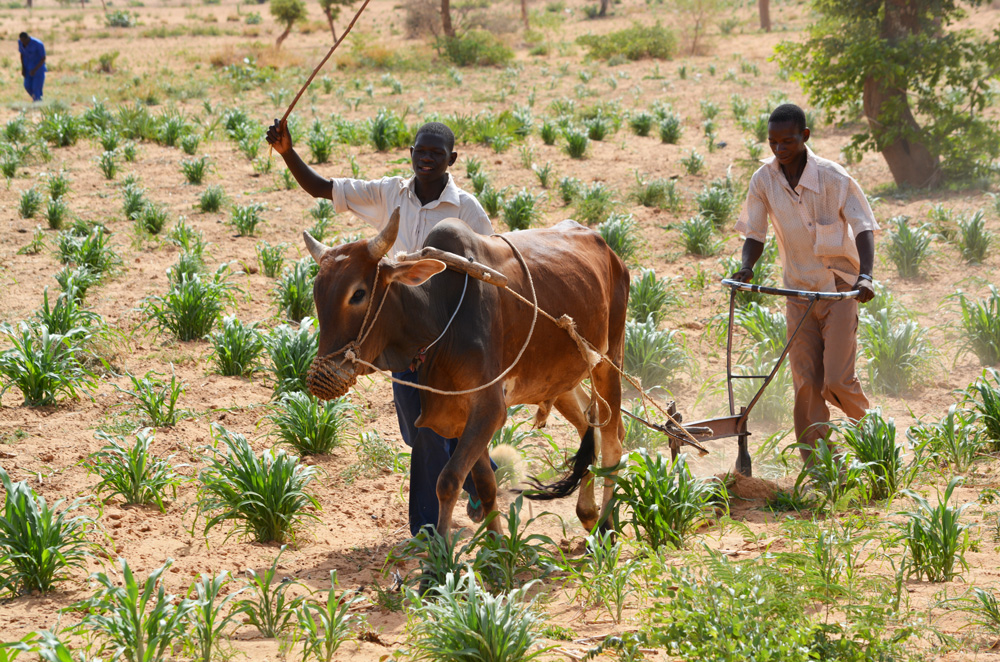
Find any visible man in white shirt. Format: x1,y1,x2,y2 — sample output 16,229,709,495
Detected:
266,119,494,535
731,104,878,463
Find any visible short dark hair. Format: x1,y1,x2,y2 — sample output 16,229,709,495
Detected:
768,103,807,133
19,32,29,40
414,122,455,153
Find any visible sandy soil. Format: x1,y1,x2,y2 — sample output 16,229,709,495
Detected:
1,0,1000,659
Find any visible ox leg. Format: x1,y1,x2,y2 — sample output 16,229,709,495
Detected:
592,362,624,532
469,449,499,532
435,401,505,537
553,384,601,531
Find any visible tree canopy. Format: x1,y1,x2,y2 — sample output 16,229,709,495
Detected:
775,0,1000,187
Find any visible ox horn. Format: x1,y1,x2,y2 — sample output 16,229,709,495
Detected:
303,231,330,264
367,207,400,260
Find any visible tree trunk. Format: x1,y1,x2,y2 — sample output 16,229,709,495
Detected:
521,0,529,30
758,0,770,32
323,7,338,41
598,0,609,17
276,23,293,48
862,0,940,187
442,0,455,38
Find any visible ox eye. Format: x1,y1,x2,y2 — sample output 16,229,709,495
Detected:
349,288,366,304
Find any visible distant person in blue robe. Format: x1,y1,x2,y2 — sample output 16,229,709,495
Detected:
18,32,46,102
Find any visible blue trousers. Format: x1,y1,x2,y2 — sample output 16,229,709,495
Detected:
392,369,494,536
23,72,44,101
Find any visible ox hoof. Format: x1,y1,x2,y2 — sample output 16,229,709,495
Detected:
467,497,485,523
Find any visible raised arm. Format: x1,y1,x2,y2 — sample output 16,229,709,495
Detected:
265,119,334,199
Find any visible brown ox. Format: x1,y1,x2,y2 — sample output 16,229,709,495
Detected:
303,210,628,535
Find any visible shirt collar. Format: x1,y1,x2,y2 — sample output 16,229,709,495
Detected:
763,146,820,192
404,173,461,209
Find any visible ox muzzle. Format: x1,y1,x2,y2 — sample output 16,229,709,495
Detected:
307,352,359,400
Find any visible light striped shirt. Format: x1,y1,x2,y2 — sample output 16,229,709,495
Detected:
734,148,879,292
329,174,492,255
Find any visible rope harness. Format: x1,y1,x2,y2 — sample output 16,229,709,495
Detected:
313,239,702,450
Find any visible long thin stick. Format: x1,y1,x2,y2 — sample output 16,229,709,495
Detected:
279,0,373,124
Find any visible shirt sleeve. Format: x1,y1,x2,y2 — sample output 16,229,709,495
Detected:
734,172,770,243
460,196,493,236
841,176,880,235
329,177,393,230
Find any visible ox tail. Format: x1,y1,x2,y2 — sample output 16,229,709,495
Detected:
522,426,595,500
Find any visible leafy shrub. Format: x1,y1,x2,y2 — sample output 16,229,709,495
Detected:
233,548,304,638
628,111,654,137
266,319,319,396
658,113,683,144
45,197,68,230
696,177,738,227
645,556,905,660
573,182,615,225
39,111,80,147
407,568,547,662
907,404,984,473
79,559,195,662
576,23,676,61
624,316,687,390
121,183,147,220
598,213,640,264
897,478,970,582
964,368,1000,450
186,571,243,662
958,210,993,264
602,450,718,549
628,268,675,325
274,258,317,323
199,184,225,213
0,467,92,595
208,315,265,377
104,9,137,27
180,133,200,155
954,286,1000,366
180,155,210,184
477,185,505,218
137,203,169,235
142,268,234,341
501,189,541,231
86,428,183,511
293,571,362,662
196,425,320,543
886,216,932,278
0,323,95,406
268,392,354,455
858,307,929,395
229,203,265,237
17,188,42,219
439,30,514,67
676,215,721,256
256,241,287,278
368,108,410,152
116,368,187,427
680,149,705,175
563,127,590,159
632,175,681,211
833,409,906,500
35,287,101,335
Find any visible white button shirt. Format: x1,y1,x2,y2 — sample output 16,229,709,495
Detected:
734,148,879,292
329,174,493,255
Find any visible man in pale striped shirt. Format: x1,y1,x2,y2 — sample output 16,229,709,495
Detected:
732,103,878,463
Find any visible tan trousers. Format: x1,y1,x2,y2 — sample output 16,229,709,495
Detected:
785,290,869,462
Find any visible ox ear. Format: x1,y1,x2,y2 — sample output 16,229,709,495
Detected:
389,259,447,287
303,231,330,264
